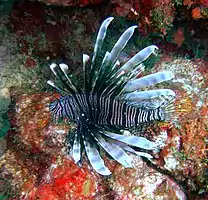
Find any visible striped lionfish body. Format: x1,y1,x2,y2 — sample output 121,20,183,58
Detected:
47,17,176,175
50,93,166,128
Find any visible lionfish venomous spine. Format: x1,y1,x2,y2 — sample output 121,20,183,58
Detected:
47,17,176,175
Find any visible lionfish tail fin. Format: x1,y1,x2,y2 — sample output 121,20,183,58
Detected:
161,96,176,122
175,97,193,115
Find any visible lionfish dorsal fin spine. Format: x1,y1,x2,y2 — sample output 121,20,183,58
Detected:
105,25,137,67
117,45,159,75
124,71,175,92
91,17,114,68
124,89,176,101
48,63,77,94
82,54,90,90
89,17,114,91
47,80,67,93
59,63,78,93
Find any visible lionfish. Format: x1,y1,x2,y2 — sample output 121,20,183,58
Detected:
47,17,176,175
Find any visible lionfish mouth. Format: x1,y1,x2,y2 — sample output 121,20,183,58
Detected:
47,17,176,176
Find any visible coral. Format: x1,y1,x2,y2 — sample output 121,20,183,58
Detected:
0,151,100,199
38,0,106,7
0,53,48,94
15,93,69,153
111,0,175,35
28,157,99,200
150,0,175,35
0,14,47,95
0,88,10,117
192,7,202,19
103,154,186,199
0,93,102,199
154,54,208,196
183,0,208,20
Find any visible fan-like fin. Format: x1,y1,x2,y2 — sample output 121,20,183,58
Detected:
47,80,67,93
124,71,174,92
83,54,90,90
93,26,137,93
160,96,175,121
124,89,176,101
49,63,58,76
103,131,157,150
59,63,78,92
129,63,145,78
91,17,114,68
117,45,158,74
105,25,137,67
83,136,111,176
92,51,110,92
112,140,153,159
49,63,76,93
72,133,81,164
94,132,133,167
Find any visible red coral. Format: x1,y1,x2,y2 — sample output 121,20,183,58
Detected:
25,57,37,68
111,0,174,35
29,157,98,200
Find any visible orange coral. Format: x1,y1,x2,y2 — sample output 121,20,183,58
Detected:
192,7,202,19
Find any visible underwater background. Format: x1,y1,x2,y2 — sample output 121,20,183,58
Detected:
0,0,208,199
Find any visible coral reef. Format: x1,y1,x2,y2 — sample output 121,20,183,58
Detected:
183,0,208,19
1,53,207,199
154,54,208,196
111,0,175,35
0,0,208,198
0,93,105,199
37,0,106,7
0,92,187,199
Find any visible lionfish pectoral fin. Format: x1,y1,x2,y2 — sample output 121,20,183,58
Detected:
105,25,137,67
83,135,111,176
113,140,153,159
93,132,133,168
72,133,81,163
103,131,157,150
